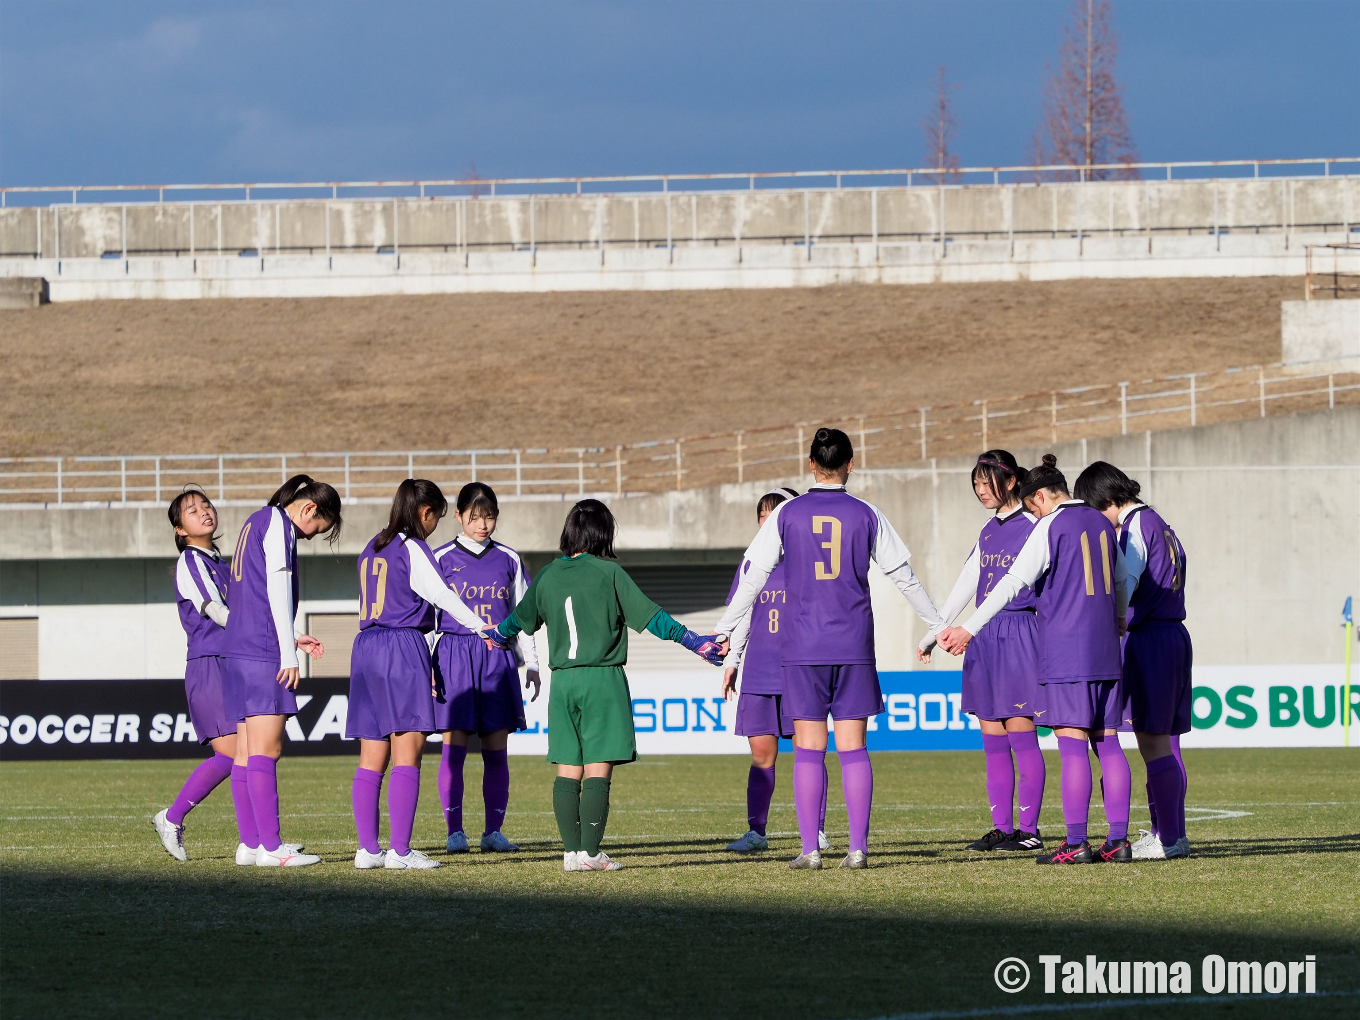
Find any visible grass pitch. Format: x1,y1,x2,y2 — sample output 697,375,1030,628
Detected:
2,749,1356,1020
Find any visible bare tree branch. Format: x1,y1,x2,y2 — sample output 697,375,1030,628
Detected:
923,66,961,185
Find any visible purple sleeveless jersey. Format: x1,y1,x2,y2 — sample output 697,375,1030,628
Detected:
1033,505,1122,682
433,539,523,633
176,546,230,659
776,490,879,666
726,559,790,695
224,506,298,663
975,512,1037,612
1121,505,1187,628
357,533,438,631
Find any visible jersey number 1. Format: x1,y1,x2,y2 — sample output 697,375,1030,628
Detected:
564,596,579,660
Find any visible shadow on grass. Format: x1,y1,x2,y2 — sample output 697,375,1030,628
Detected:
2,869,1356,1020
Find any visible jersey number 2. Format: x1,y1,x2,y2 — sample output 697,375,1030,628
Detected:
813,516,842,580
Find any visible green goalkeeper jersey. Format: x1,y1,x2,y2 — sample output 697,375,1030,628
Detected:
501,554,664,670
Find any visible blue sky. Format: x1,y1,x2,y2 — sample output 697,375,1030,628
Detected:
1,1,1355,188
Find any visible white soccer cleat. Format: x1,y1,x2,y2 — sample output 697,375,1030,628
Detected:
237,841,306,866
1133,834,1188,861
385,848,442,869
725,830,769,854
354,848,386,870
789,850,823,870
256,846,321,867
153,809,187,862
1130,829,1157,853
563,851,584,872
838,850,868,870
818,830,831,852
578,851,622,871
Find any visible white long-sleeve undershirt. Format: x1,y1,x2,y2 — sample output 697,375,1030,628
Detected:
263,509,298,670
176,548,229,628
1118,503,1150,595
407,539,492,635
960,502,1130,638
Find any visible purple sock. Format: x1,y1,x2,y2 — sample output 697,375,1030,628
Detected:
246,755,281,853
351,767,384,854
838,746,873,853
167,752,232,825
1145,754,1184,845
1094,735,1131,841
439,744,466,835
982,733,1015,834
388,764,421,856
819,760,829,832
482,748,510,836
747,765,776,837
1008,729,1046,833
230,764,259,848
793,747,827,855
1170,734,1187,837
1057,736,1091,845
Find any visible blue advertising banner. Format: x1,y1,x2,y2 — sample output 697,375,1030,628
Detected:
779,670,981,753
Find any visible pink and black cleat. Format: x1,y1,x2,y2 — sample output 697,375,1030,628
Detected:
1094,838,1132,862
1035,840,1095,865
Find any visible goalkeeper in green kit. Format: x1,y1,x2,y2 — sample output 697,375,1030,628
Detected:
492,499,727,872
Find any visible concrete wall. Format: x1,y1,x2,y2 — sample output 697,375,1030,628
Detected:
1282,299,1360,369
2,407,1356,677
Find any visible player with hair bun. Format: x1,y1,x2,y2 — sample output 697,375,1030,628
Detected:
1074,461,1192,861
716,429,944,870
431,482,541,856
721,487,829,856
493,499,726,872
938,454,1133,865
920,451,1047,855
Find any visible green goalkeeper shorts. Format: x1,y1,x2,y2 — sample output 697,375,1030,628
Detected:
547,666,638,766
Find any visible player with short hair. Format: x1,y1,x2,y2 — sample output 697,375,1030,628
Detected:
721,487,829,856
153,489,241,861
919,451,1047,854
938,454,1133,865
1074,461,1192,861
224,474,342,868
716,428,944,870
493,499,725,872
431,482,541,855
348,479,496,870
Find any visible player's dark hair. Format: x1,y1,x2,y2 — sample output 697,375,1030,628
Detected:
1017,454,1069,500
971,450,1027,507
456,482,499,519
167,487,220,554
1073,461,1142,510
268,473,344,546
375,478,448,551
810,428,853,472
560,498,616,558
756,486,799,518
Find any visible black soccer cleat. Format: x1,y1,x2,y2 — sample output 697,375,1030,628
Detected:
1036,840,1095,865
994,829,1043,852
1094,837,1132,862
965,827,1014,852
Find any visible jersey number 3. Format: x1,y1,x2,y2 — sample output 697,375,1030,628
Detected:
812,516,842,580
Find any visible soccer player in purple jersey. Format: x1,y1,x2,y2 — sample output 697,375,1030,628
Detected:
715,429,944,870
225,474,341,868
431,482,541,855
918,451,1047,855
153,490,241,861
721,487,830,856
1074,462,1192,861
938,455,1133,865
349,479,497,870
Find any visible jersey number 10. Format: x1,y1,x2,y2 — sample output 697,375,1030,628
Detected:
358,556,389,621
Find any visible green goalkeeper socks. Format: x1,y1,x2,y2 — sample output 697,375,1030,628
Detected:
553,777,582,853
579,777,611,856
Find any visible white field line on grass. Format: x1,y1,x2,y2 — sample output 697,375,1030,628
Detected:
849,988,1360,1020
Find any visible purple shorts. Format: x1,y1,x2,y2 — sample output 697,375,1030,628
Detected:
346,627,437,739
961,610,1041,721
432,632,527,734
225,656,299,720
1035,678,1128,731
783,663,882,721
184,655,241,744
1122,621,1193,735
735,691,794,738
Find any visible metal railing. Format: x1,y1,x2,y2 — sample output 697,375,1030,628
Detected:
1305,243,1360,299
2,157,1357,206
3,362,1357,508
